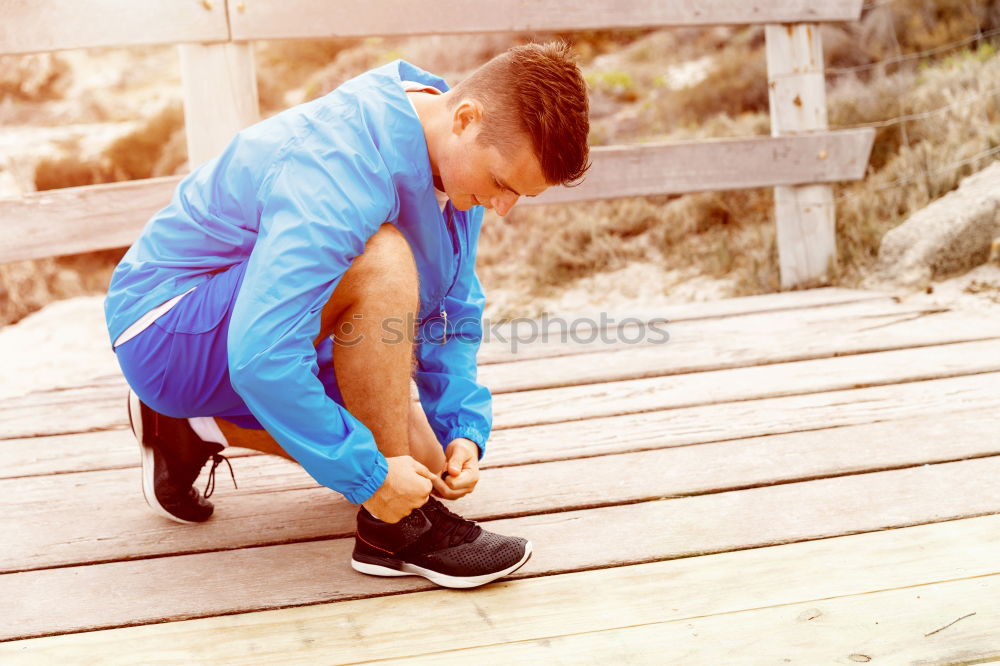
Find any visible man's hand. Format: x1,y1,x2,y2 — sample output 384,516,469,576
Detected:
363,455,437,523
433,438,480,500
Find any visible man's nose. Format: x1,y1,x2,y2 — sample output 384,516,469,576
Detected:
491,192,519,217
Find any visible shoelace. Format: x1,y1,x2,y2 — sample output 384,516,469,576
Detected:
422,498,482,548
203,453,237,499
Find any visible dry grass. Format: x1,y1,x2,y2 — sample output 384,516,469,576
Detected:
832,46,1000,283
480,1,1000,307
255,39,361,114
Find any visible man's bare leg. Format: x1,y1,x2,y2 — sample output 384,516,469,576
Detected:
217,401,445,473
215,224,446,475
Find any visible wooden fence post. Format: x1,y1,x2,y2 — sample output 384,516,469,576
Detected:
178,42,260,167
765,23,836,289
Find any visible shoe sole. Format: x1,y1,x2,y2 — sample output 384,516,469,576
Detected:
350,540,533,589
128,391,200,525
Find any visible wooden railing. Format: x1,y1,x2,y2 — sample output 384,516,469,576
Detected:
0,0,873,288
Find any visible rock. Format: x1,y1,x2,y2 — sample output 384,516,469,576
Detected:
876,162,1000,286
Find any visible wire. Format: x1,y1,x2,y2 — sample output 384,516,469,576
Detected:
827,26,1000,76
871,143,1000,192
828,144,1000,204
834,83,1000,130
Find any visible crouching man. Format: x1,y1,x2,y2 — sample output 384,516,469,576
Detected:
105,43,590,588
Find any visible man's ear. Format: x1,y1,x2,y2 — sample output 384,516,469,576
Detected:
451,99,483,136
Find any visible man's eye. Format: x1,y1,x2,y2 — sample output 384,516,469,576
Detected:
492,178,503,190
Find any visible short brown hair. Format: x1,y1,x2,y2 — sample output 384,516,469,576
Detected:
449,42,590,186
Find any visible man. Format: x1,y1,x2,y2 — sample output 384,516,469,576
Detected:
105,42,590,589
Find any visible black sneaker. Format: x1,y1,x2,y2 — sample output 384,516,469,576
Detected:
127,390,233,524
351,497,532,589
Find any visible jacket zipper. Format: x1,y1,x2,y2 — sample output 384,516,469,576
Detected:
420,201,463,345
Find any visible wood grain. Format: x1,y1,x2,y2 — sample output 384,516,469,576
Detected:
5,514,998,663
0,0,229,55
480,308,1000,391
766,23,838,288
4,513,996,663
491,338,1000,429
381,576,1000,665
3,409,998,573
179,42,259,167
0,429,257,479
0,302,977,440
478,291,902,364
0,176,181,263
532,130,874,206
6,370,1000,478
229,0,864,41
482,287,890,331
484,371,1000,467
3,455,1000,640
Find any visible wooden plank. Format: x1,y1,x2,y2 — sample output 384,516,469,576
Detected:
6,370,1000,477
479,290,902,364
0,290,900,443
0,132,873,264
1,290,895,408
492,338,1000,429
0,176,181,264
485,371,1000,467
0,382,126,440
0,300,926,442
3,514,997,663
766,23,839,288
179,43,259,167
529,130,875,206
0,0,230,56
479,306,1000,388
2,456,999,640
0,290,893,396
490,287,891,327
4,408,998,573
0,301,953,441
229,0,864,41
378,576,1000,665
0,429,259,479
479,308,1000,395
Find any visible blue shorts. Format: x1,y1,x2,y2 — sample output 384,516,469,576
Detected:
114,261,343,429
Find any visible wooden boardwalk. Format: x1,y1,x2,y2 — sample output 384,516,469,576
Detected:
2,287,1000,664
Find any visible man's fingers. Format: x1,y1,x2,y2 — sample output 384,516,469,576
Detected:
430,474,451,497
410,458,438,481
446,450,470,475
446,469,478,491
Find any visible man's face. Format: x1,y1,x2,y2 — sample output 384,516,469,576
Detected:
438,103,550,217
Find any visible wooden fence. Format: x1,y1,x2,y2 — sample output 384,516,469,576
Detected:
0,0,874,288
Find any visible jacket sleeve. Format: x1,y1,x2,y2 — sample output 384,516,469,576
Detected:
226,139,396,505
413,248,493,459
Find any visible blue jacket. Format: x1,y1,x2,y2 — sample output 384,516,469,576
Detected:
105,61,492,504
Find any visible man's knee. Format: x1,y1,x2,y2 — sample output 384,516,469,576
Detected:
333,224,418,310
363,224,417,276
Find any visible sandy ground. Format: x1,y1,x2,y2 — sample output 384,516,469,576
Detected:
0,295,118,400
3,264,999,401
